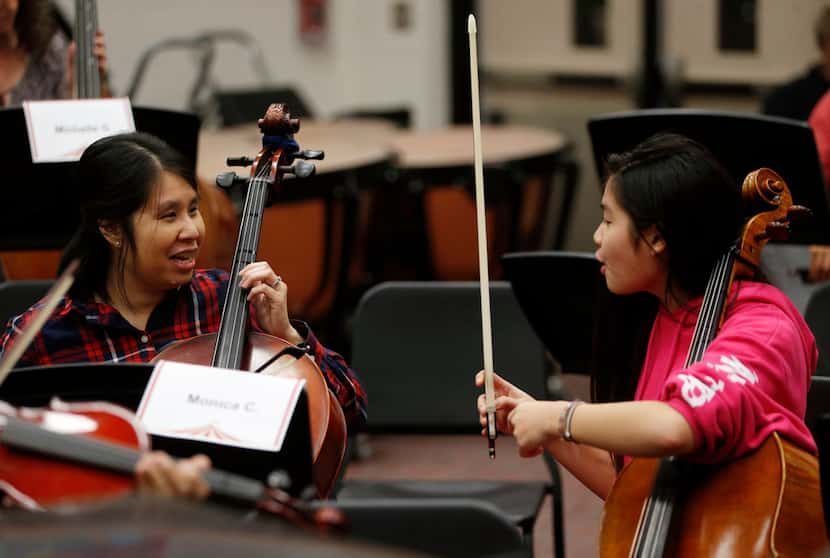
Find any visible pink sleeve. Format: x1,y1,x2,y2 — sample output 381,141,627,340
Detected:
809,91,830,188
660,304,815,463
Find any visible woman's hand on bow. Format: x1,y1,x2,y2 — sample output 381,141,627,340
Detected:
475,371,535,437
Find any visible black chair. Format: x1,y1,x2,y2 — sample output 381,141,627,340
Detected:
806,283,830,377
337,281,564,558
317,498,529,558
0,280,54,328
587,109,830,245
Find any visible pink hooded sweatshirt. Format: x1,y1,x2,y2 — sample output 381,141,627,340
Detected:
635,280,818,463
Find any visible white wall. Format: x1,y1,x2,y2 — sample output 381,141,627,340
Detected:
665,0,824,85
58,0,449,129
480,0,825,85
480,0,641,78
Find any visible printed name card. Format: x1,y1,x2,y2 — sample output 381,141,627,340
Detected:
136,361,306,452
23,98,135,163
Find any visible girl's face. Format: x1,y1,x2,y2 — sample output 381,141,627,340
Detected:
124,171,204,294
593,179,666,298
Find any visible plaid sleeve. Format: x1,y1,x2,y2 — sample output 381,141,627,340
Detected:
0,308,46,368
292,320,368,432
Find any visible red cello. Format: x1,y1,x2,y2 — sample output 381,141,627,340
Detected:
154,103,346,498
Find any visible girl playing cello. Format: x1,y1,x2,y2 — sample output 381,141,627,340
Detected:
477,134,822,551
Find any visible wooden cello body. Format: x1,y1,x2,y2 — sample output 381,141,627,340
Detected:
156,332,346,499
155,103,346,499
599,168,827,557
601,433,826,557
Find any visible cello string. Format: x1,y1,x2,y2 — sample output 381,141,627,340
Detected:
695,256,723,356
703,255,729,350
213,156,266,366
685,252,730,367
218,154,273,367
685,254,717,366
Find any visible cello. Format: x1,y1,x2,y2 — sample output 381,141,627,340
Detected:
599,168,828,557
73,0,104,99
154,103,347,499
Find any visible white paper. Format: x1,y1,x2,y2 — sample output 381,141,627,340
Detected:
23,98,135,163
136,360,306,452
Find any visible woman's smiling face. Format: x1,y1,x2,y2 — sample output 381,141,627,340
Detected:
124,170,204,293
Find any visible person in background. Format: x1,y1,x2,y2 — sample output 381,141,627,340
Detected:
804,89,830,283
763,5,830,121
0,0,107,107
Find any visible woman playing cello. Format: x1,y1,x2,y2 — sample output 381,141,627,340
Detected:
0,131,367,434
477,133,822,552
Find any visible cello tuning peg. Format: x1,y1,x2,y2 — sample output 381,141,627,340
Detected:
787,205,813,222
764,221,790,242
226,156,255,167
293,149,325,161
215,171,247,189
278,160,316,179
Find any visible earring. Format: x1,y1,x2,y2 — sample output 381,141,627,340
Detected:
115,241,121,248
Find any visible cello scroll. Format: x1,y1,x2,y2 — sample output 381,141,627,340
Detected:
733,168,811,280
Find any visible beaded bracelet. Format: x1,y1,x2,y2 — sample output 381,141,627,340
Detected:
559,400,583,443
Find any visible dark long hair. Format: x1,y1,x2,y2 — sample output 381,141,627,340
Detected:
58,132,197,301
591,133,742,406
14,0,56,59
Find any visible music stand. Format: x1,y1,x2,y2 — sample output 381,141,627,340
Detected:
0,362,314,496
588,109,830,245
501,251,601,375
0,105,200,251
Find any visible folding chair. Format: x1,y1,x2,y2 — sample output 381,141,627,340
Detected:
337,281,565,558
319,498,529,558
0,280,54,328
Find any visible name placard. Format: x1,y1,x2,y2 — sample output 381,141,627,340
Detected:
136,361,306,452
23,98,135,163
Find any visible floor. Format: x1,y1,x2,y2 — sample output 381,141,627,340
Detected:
343,434,603,558
341,374,604,558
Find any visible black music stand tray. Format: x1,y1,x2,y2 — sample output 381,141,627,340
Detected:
0,105,200,251
0,362,314,496
501,251,601,376
588,109,830,244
